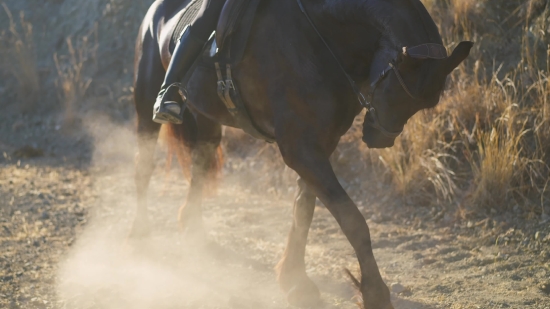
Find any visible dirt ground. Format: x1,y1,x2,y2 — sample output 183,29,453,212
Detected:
1,101,550,309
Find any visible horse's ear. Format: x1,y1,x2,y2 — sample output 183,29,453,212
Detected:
443,41,474,75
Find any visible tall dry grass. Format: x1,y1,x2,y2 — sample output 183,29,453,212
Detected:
0,3,39,111
365,0,550,217
53,27,98,125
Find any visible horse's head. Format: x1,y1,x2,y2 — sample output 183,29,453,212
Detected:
362,41,473,148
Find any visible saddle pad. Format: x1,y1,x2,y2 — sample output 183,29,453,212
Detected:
170,0,205,50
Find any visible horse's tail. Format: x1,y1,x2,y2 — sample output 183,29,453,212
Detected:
160,122,223,196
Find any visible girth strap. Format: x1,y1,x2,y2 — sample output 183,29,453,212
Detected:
215,62,275,143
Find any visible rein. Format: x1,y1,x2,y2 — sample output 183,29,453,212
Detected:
295,0,447,139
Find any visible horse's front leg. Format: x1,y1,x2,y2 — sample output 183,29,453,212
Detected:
279,140,393,309
276,177,320,307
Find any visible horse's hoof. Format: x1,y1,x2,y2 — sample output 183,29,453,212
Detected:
286,280,321,308
177,206,204,233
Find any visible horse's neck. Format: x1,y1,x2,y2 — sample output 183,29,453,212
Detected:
321,0,442,49
297,0,378,80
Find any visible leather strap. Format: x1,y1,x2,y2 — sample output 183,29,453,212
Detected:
296,0,368,109
405,43,447,59
215,62,275,142
388,62,418,100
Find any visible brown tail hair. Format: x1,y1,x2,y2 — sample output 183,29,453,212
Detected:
160,122,223,196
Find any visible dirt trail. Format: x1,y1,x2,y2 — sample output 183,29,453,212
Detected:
1,116,550,309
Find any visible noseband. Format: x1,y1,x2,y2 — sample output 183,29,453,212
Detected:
296,0,447,139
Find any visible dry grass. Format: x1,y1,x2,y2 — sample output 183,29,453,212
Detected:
54,27,98,126
0,3,39,111
360,0,550,216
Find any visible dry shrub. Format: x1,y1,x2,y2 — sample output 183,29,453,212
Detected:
462,70,547,210
374,112,459,204
361,1,550,215
372,57,550,212
54,26,98,126
448,0,477,40
0,3,39,111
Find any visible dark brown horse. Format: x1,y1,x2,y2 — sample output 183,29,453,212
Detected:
132,0,472,308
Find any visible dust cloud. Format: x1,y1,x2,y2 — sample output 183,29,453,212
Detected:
55,117,290,309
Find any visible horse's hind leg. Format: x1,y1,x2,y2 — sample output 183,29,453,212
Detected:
130,29,164,238
276,178,320,307
132,120,160,238
177,113,222,238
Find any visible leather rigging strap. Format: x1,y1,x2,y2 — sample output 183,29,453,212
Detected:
295,0,369,109
389,62,417,100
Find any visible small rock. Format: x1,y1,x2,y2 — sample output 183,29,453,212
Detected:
535,231,541,240
541,213,550,223
523,299,536,306
432,284,453,294
467,221,474,228
496,252,509,260
40,212,50,220
2,226,12,236
390,282,406,294
1,275,14,282
539,282,550,295
423,258,437,265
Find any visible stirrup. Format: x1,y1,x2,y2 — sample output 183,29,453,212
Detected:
153,83,185,124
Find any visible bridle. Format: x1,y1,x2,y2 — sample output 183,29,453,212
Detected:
296,0,447,139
